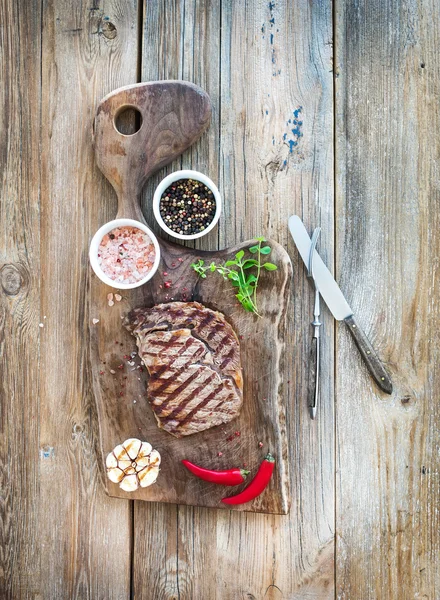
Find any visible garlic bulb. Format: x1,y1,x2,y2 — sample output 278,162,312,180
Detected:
106,438,161,492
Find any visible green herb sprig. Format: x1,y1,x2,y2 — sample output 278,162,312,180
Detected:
191,237,277,317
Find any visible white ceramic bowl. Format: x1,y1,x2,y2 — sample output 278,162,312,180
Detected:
89,218,161,290
153,170,221,240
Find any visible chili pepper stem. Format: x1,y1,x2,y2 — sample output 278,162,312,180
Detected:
221,454,276,506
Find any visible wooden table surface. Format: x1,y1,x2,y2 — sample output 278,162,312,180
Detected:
1,1,439,598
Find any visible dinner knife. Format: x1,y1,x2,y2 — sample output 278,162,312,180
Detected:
288,215,393,394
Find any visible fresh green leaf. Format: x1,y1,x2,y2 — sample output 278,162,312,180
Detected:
242,298,255,312
191,236,276,318
242,259,258,269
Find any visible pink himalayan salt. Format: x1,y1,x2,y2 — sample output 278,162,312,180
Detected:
98,226,156,284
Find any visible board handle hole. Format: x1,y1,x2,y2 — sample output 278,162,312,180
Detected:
114,106,143,136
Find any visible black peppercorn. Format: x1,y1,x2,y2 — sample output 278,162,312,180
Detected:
159,178,217,236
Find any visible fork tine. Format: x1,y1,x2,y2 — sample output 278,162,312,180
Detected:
307,227,321,276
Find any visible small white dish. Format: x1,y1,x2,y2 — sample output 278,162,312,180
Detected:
89,218,161,290
153,169,221,240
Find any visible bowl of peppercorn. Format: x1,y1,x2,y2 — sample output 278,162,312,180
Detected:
153,170,221,240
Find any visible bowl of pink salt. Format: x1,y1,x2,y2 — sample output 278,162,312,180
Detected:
89,219,160,289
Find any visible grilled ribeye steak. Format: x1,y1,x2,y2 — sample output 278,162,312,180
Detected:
123,302,243,437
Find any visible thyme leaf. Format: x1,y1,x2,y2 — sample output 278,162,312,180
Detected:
191,237,277,316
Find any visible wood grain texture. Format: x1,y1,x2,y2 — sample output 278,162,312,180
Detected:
135,0,334,598
0,1,41,597
8,0,440,597
90,82,291,513
335,0,440,597
140,0,221,253
135,3,226,599
38,2,140,598
94,81,211,221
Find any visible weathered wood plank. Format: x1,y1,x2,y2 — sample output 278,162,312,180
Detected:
216,2,334,598
0,1,42,598
335,0,440,597
140,0,221,254
135,1,224,597
136,0,334,598
38,2,139,598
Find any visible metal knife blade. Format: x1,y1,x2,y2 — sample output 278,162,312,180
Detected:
288,215,393,394
288,215,352,320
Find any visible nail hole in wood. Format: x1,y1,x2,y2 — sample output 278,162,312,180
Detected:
420,63,425,68
114,107,142,136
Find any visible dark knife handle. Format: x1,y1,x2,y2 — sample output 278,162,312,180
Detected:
344,315,393,394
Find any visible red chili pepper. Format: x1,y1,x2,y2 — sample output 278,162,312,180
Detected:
221,453,275,505
182,460,249,486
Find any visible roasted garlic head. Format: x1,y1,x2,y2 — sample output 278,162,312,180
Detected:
106,438,161,492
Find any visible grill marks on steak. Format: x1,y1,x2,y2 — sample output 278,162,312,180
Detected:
123,302,243,437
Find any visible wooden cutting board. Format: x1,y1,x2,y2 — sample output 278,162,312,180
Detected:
90,81,292,514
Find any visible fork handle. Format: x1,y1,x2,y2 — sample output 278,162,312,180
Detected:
308,324,320,419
